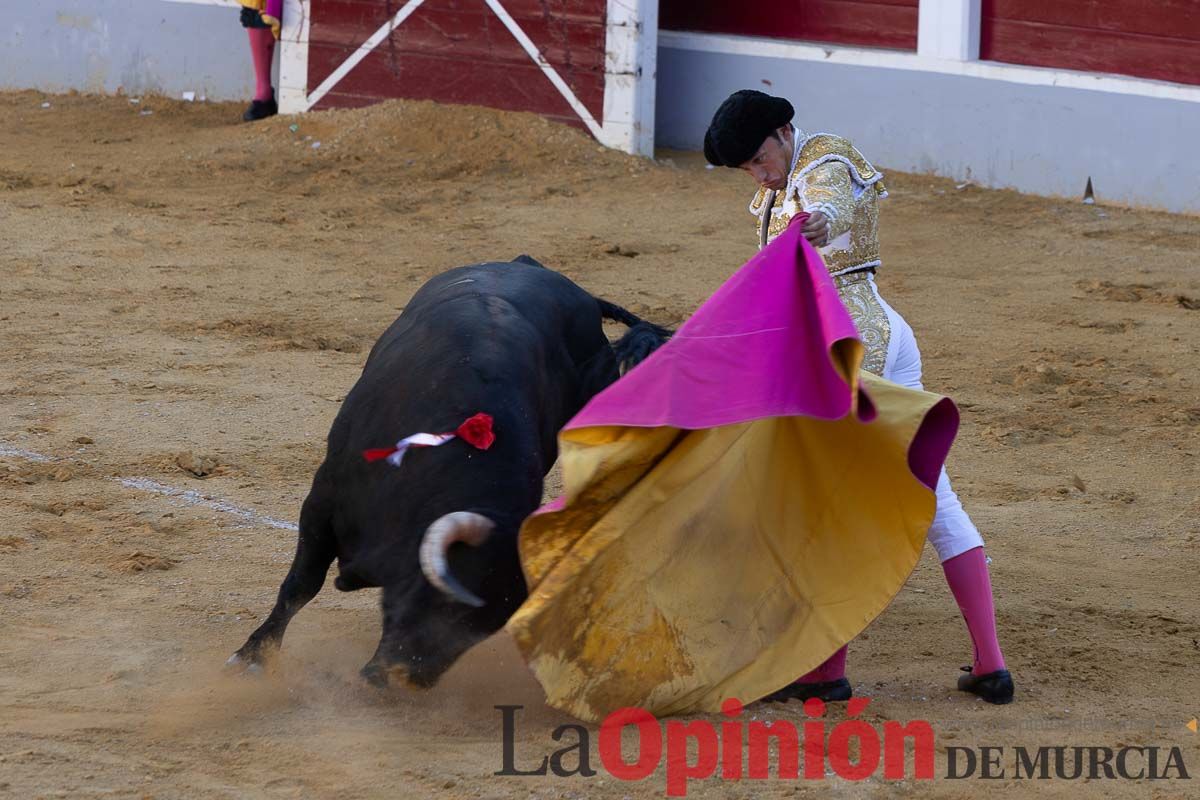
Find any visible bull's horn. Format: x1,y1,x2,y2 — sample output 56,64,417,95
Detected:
419,512,494,607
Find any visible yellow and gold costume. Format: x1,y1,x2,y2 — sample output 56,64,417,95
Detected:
751,129,893,374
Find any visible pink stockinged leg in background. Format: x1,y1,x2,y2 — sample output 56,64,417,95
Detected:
240,0,282,120
247,27,275,102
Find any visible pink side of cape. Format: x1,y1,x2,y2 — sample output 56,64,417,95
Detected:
569,224,865,430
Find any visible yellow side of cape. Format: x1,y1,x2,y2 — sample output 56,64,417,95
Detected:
506,372,941,722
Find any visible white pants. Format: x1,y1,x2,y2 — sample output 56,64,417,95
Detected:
870,278,985,562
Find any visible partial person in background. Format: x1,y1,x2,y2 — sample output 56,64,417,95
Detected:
239,1,283,122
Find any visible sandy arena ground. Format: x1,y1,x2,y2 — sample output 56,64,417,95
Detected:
1,90,1198,799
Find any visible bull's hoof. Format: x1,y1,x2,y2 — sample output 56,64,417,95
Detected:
360,662,426,691
224,651,266,676
360,662,390,689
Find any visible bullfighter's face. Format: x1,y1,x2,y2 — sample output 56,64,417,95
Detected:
739,125,794,192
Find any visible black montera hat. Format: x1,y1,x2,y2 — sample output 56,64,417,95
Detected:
703,90,794,167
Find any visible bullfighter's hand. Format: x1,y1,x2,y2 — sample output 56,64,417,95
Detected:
800,211,831,247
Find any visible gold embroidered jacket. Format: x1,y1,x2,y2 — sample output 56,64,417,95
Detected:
749,131,893,375
749,131,888,276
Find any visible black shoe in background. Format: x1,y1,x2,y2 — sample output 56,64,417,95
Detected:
243,96,277,122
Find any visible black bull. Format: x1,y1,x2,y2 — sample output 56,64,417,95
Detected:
228,258,670,687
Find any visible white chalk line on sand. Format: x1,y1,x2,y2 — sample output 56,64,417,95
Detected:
2,442,299,532
118,477,299,531
0,444,55,463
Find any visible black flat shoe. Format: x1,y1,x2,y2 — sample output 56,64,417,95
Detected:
958,666,1015,704
760,677,852,704
243,97,277,122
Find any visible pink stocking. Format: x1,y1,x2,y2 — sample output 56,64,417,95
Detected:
942,547,1006,674
798,645,847,683
247,28,276,102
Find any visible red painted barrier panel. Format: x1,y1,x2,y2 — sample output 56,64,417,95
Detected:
981,0,1200,86
660,0,920,51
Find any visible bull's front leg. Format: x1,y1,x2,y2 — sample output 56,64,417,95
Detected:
359,583,421,689
226,494,336,672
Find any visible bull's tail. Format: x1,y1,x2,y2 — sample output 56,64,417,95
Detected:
597,299,672,374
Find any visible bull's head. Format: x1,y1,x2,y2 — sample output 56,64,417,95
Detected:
360,510,525,690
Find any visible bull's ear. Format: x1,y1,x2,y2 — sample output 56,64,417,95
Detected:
512,254,546,269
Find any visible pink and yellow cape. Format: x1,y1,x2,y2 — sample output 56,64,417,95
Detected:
506,225,958,721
